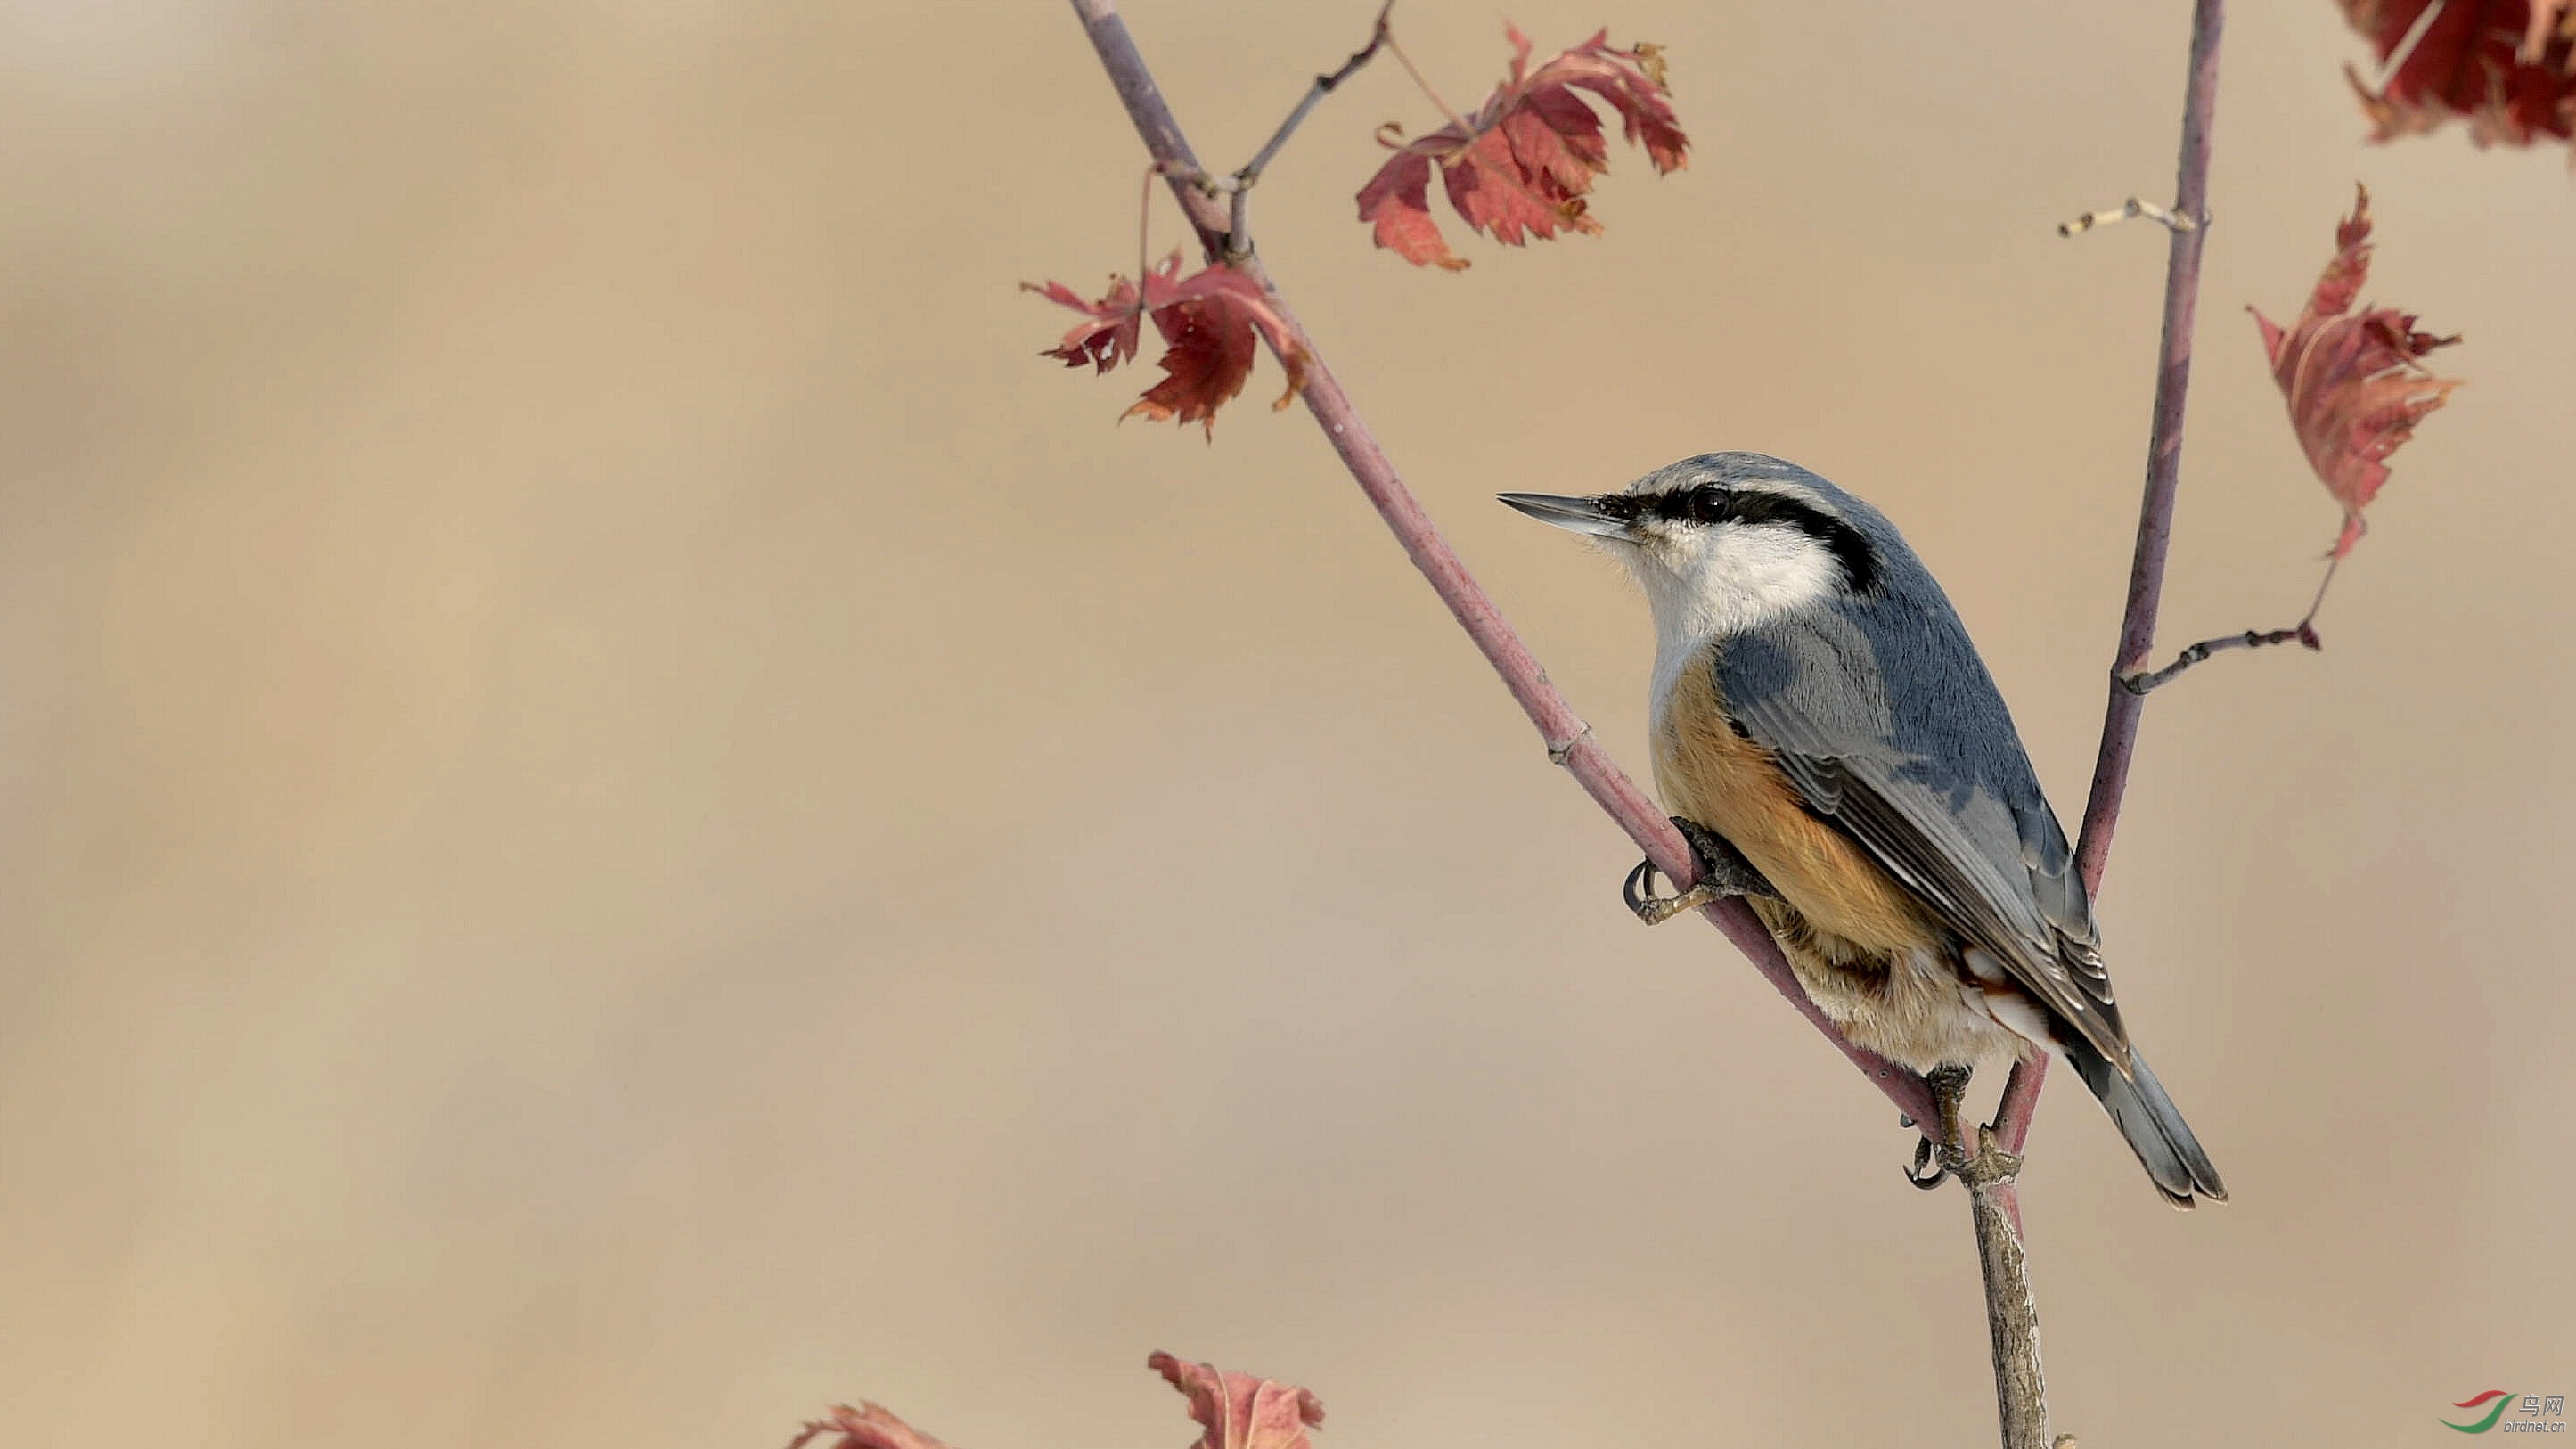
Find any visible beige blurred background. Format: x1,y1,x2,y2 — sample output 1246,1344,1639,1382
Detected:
3,2,2570,1445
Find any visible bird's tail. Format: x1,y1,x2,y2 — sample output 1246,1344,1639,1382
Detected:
2060,1038,2228,1208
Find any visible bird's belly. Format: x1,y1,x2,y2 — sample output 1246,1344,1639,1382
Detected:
1746,896,2028,1071
1650,652,2026,1069
1650,650,1934,956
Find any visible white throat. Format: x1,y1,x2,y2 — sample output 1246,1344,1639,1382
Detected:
1627,523,1842,716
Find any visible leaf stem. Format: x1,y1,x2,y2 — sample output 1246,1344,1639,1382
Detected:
2306,548,2341,621
1382,25,1476,139
1136,164,1155,298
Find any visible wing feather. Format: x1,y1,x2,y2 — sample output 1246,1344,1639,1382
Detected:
1715,617,2133,1067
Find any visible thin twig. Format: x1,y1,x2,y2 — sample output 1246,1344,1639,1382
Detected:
1224,1,1396,258
2057,196,2201,237
1999,0,2228,1157
1240,2,1394,183
2119,623,2317,693
2070,0,2228,923
1063,0,1937,1129
1974,4,2227,1445
2118,553,2337,694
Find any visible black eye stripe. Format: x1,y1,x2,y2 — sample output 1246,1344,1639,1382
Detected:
1642,484,1882,594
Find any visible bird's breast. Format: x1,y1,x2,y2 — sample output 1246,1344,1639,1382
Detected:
1651,644,1938,957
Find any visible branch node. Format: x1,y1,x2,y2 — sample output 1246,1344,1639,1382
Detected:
1544,725,1593,767
1955,1126,2024,1189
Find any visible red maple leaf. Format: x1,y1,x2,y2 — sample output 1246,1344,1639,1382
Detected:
784,1403,955,1449
1356,28,1687,269
2250,184,2463,561
1026,274,1146,375
2340,0,2576,149
1025,253,1311,437
1147,1352,1325,1449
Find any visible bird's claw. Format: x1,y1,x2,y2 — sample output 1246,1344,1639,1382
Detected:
1904,1062,1977,1191
1623,817,1777,925
1623,857,1724,925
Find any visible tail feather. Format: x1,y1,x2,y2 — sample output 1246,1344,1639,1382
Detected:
2061,1039,2228,1208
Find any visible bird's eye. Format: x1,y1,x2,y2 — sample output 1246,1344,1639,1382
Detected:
1687,486,1730,523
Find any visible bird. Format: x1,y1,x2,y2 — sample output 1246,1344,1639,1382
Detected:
1500,452,2226,1208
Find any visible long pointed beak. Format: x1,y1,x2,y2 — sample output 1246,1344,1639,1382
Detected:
1496,492,1630,538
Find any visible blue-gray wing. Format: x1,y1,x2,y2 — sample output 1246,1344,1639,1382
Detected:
1713,605,2131,1066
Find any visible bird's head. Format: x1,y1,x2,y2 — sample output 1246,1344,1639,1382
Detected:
1500,452,1887,643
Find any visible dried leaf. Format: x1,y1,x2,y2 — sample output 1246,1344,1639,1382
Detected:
2249,184,2463,559
2339,0,2576,150
1355,27,1688,267
1028,276,1144,374
785,1404,956,1449
1355,150,1468,269
1024,254,1311,437
1148,1352,1325,1449
1442,127,1573,245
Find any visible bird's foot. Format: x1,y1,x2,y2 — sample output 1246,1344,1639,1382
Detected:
1905,1063,1976,1190
1623,817,1776,926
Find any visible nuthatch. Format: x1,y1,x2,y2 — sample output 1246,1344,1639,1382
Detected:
1502,453,2226,1208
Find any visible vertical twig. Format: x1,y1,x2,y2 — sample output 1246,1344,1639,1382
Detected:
2071,0,2229,897
1996,0,2228,1162
1971,4,2227,1446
